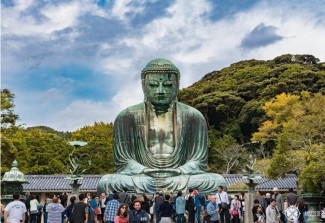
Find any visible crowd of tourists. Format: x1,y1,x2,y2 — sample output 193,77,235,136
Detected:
2,186,325,223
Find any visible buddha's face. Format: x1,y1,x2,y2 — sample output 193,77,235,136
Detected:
143,73,178,106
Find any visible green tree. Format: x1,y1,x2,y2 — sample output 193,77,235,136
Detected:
1,89,19,128
209,134,249,173
179,54,325,143
4,127,71,174
252,92,325,192
70,122,114,174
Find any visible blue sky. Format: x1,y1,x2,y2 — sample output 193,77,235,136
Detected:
2,0,325,131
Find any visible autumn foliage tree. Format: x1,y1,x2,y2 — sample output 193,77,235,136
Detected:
252,92,325,192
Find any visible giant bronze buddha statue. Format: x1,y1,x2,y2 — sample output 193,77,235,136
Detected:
97,58,226,194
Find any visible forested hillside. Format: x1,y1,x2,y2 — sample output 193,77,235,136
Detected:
179,54,325,143
1,54,325,192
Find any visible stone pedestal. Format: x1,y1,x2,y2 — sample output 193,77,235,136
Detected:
244,193,255,223
70,181,82,194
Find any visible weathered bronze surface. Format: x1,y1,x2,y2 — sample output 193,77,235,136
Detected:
98,58,226,194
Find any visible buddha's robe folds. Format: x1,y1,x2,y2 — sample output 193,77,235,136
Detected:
97,102,226,194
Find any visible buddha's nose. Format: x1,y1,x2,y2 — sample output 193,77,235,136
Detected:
158,83,165,94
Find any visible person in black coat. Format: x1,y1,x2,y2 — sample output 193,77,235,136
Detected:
186,190,196,223
160,195,174,223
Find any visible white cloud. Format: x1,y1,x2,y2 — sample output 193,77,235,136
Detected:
5,0,325,131
111,0,151,21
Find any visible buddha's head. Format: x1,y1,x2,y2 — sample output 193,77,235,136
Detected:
141,58,180,109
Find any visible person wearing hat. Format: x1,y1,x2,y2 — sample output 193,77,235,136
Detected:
271,187,284,222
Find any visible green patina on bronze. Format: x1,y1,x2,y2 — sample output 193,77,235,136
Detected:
1,160,28,198
98,58,226,194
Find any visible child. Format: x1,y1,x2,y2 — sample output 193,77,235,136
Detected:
254,206,265,223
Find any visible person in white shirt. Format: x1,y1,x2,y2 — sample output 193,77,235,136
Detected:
215,186,230,223
4,192,27,223
47,197,65,223
30,195,41,223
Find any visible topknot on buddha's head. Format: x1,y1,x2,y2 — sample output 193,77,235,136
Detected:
141,58,180,86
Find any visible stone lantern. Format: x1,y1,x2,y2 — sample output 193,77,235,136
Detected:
1,160,28,201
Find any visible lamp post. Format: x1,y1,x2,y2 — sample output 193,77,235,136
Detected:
66,141,90,195
242,155,261,223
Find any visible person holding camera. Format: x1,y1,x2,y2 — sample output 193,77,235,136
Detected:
216,186,230,223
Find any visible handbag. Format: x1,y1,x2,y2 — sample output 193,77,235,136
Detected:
93,207,101,215
30,210,39,214
203,209,211,222
230,209,239,216
150,205,154,214
218,193,228,210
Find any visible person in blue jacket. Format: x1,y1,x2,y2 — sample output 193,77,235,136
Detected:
206,196,220,223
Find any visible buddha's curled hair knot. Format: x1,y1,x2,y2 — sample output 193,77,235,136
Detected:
141,58,180,86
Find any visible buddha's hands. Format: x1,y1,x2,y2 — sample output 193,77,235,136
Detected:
143,168,182,176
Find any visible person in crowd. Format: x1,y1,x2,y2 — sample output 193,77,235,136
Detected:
140,195,150,214
266,198,280,223
4,192,27,223
297,199,308,223
154,192,164,223
88,194,98,223
256,191,267,211
115,204,129,223
149,194,155,223
254,206,265,223
193,188,205,223
252,200,264,217
84,193,91,204
66,196,76,223
129,200,150,223
100,193,109,222
104,193,120,223
95,195,102,222
43,194,55,223
265,194,271,207
118,188,131,206
24,194,31,223
206,195,219,223
35,195,42,223
216,186,230,223
286,189,298,206
30,195,41,223
320,206,325,223
203,195,211,223
130,194,137,211
0,201,5,223
239,196,244,219
230,195,241,223
47,197,65,223
271,187,284,222
73,194,89,223
60,193,68,223
175,191,186,223
160,195,173,223
185,189,196,223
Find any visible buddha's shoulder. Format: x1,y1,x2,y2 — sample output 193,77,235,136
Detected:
116,103,145,117
176,102,204,117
